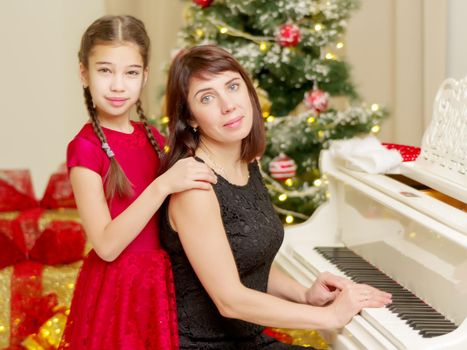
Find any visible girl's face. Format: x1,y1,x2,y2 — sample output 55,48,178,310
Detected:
80,42,147,121
188,70,253,148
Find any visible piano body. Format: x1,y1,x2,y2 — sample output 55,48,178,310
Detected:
275,76,467,349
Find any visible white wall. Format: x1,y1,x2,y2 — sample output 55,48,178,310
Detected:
345,0,395,143
346,0,447,146
0,0,105,198
447,0,467,78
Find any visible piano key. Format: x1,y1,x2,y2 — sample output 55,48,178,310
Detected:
401,314,446,320
399,310,444,319
362,307,425,348
315,246,459,340
420,328,457,338
409,319,456,326
411,324,456,336
400,312,445,319
421,330,453,338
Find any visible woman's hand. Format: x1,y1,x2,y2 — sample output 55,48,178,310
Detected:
305,272,352,306
325,282,392,328
157,157,217,194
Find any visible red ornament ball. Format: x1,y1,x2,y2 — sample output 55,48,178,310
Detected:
304,88,329,113
269,154,297,181
277,23,301,47
193,0,214,8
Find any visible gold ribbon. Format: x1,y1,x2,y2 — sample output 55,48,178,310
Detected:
0,266,12,349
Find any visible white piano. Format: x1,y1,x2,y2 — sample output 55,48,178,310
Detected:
275,76,467,349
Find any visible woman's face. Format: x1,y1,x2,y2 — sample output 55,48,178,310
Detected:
187,70,253,147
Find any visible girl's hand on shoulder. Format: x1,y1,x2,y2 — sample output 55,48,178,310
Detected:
158,157,217,194
325,283,392,328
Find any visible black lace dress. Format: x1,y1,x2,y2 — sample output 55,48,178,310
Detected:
160,159,313,350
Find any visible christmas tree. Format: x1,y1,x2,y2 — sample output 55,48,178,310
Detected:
164,0,387,224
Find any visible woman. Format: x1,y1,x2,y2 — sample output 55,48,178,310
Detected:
159,45,391,349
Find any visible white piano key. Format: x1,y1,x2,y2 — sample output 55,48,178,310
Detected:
344,315,398,350
362,307,425,349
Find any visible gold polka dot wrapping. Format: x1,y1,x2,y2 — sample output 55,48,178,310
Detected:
0,211,20,221
270,328,329,349
37,209,81,232
42,262,82,308
21,309,68,350
0,267,13,349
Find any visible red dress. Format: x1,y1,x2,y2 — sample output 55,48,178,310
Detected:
59,121,178,350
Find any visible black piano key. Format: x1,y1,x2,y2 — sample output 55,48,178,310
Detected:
390,296,422,302
411,323,457,332
398,309,444,315
388,300,429,305
409,319,455,326
420,328,457,337
314,246,459,338
391,310,436,316
389,306,436,314
401,314,447,320
418,322,457,332
397,309,442,316
421,330,454,338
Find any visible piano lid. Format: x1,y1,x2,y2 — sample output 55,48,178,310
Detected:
401,76,467,203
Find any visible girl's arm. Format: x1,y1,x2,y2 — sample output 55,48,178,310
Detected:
71,157,216,262
169,188,391,330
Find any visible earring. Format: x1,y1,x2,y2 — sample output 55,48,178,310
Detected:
192,126,198,133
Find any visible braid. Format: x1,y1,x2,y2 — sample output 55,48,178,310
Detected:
84,88,106,144
136,99,164,159
83,88,133,199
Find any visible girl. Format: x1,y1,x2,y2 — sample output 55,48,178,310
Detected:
159,45,392,349
59,16,216,350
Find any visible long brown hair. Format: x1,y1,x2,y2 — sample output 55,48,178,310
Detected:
161,45,265,173
79,15,162,199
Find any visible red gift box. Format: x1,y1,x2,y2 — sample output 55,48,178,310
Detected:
0,209,85,268
0,166,84,349
9,262,59,348
0,170,38,212
0,208,85,349
40,165,76,209
0,213,28,269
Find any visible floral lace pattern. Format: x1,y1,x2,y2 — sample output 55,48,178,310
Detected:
161,161,311,349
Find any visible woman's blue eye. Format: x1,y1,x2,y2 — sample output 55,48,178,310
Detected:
201,95,214,104
230,83,239,91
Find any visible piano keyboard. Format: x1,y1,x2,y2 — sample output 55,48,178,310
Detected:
314,247,458,339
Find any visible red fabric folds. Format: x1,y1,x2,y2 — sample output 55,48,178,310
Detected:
59,250,179,350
